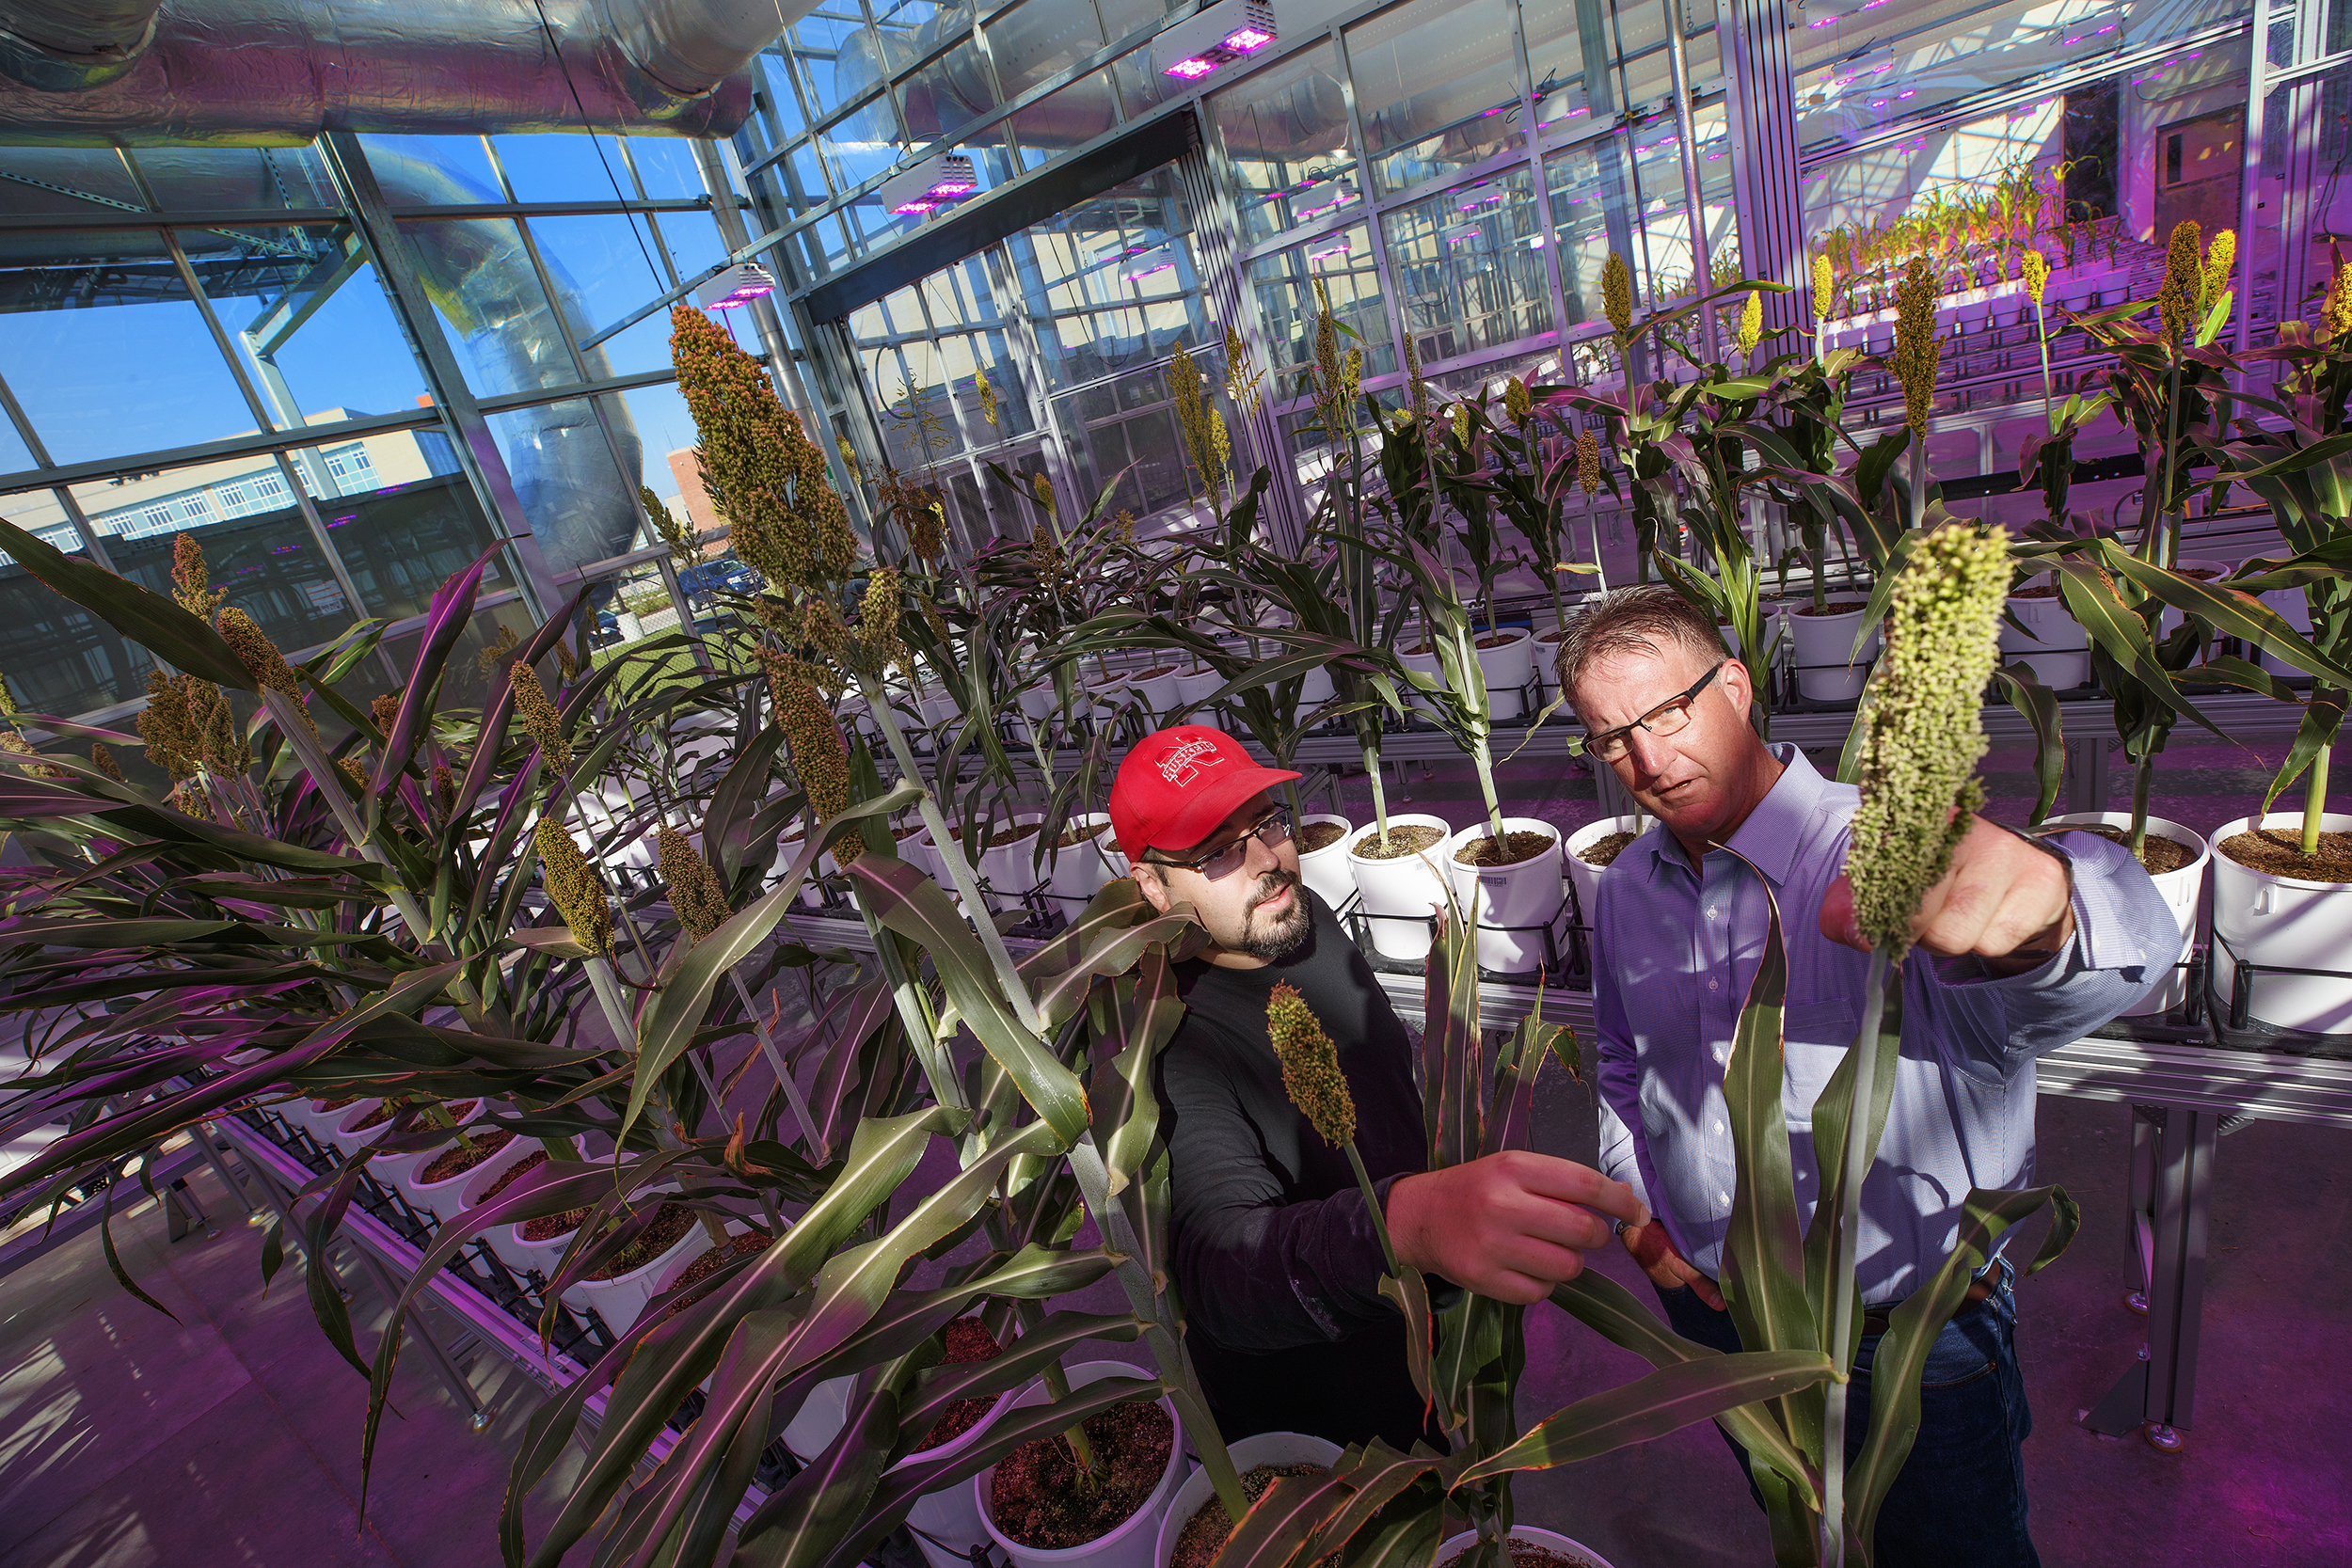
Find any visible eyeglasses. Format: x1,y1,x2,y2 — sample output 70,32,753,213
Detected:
1579,662,1725,763
1147,807,1294,880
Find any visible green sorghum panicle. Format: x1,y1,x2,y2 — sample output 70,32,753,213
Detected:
1813,253,1835,323
1736,291,1763,357
2158,219,2201,344
137,670,199,780
658,825,733,942
1266,981,1357,1150
1846,521,2011,953
89,742,125,783
1602,252,1633,336
2198,230,2236,317
510,660,571,776
1576,431,1601,497
371,691,401,736
1505,374,1532,427
170,532,228,620
534,817,612,955
2326,262,2352,341
219,608,317,738
2022,249,2048,307
857,567,904,677
1893,256,1943,436
772,670,864,863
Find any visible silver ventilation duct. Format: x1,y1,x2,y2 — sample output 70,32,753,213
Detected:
0,145,643,577
0,0,813,144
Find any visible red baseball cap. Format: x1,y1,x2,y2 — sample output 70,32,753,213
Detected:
1108,724,1302,863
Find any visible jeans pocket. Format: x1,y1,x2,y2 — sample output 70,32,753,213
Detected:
1918,1357,1997,1391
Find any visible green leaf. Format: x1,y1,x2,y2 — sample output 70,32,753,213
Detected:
2104,545,2352,689
1207,1467,1359,1568
1454,1350,1834,1481
2261,690,2348,817
0,514,257,690
1989,668,2066,826
1379,1267,1435,1418
1801,960,1903,1374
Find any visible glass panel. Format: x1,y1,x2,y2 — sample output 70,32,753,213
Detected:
0,409,34,474
0,486,159,718
74,463,355,656
0,229,276,466
1385,166,1553,366
127,146,340,212
1213,41,1357,246
230,227,431,421
1548,130,1699,334
983,0,1104,100
394,218,575,399
875,0,967,73
493,135,651,204
794,3,885,121
1052,355,1223,533
524,213,688,379
1008,71,1120,171
1011,165,1209,390
1791,0,2247,155
778,139,834,213
759,50,814,141
389,598,539,714
358,135,501,201
1247,223,1395,379
644,209,732,293
315,444,503,624
1521,0,1598,128
603,384,708,522
486,400,647,578
616,137,707,200
1346,0,1525,196
820,95,911,193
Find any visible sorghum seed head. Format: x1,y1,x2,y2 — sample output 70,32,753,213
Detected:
509,660,571,776
1601,252,1633,335
0,732,64,779
1813,253,1835,324
1737,291,1764,358
138,670,199,780
771,668,864,863
2022,249,2048,307
658,824,733,942
1893,256,1943,436
2159,219,2201,344
2199,230,2236,317
1505,375,1532,427
534,817,612,954
371,691,401,736
1846,522,2010,953
1266,982,1356,1150
975,365,999,427
218,609,316,738
170,532,228,620
2327,262,2352,341
89,742,124,783
1576,431,1601,497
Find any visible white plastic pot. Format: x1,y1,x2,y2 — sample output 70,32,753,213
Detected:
1533,626,1570,702
1344,814,1454,961
1786,601,1879,703
976,1361,1185,1568
979,814,1047,911
1474,628,1536,721
2038,813,2209,1017
512,1184,683,1308
1172,664,1224,717
1124,665,1184,724
1442,818,1568,975
402,1128,526,1225
1046,812,1121,911
1096,823,1133,880
1152,1433,1342,1568
334,1096,478,1171
1999,591,2090,690
1435,1526,1616,1568
2210,811,2352,1033
1295,813,1357,914
469,1138,585,1275
771,832,838,909
282,1094,375,1141
1086,676,1134,731
901,1379,1024,1568
1565,815,1646,932
783,1375,854,1461
570,1198,710,1329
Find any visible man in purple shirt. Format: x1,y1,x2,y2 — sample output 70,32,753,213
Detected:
1557,586,2169,1568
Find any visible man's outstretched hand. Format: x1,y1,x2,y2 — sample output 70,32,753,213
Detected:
1385,1149,1648,1304
1621,1218,1724,1309
1821,814,2074,968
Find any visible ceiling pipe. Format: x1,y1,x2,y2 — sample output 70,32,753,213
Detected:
0,0,164,91
0,0,819,145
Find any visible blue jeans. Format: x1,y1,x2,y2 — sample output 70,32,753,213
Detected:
1659,1265,2040,1568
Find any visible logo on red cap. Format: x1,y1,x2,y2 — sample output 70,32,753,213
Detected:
1156,736,1226,787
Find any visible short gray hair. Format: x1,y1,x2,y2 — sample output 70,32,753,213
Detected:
1553,585,1728,715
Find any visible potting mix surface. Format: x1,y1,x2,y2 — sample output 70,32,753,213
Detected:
1353,825,1446,860
585,1202,699,1279
2058,825,2197,876
664,1230,773,1314
1296,820,1346,854
914,1317,1006,1451
1169,1464,1328,1568
2217,828,2352,883
1453,830,1556,868
1576,832,1637,868
481,1148,548,1204
1438,1542,1589,1568
988,1396,1172,1549
419,1130,513,1186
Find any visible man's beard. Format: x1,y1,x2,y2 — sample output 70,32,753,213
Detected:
1229,868,1311,959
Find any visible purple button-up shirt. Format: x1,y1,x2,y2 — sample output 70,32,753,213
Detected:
1593,745,2171,1304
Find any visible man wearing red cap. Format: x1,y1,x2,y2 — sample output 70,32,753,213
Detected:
1115,724,1645,1449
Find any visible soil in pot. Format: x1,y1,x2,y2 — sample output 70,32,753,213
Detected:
1453,831,1556,868
583,1202,699,1280
914,1317,1007,1452
419,1129,514,1186
348,1101,400,1133
988,1396,1173,1549
1474,632,1520,649
1438,1543,1581,1568
483,1148,549,1203
2217,828,2352,883
1055,823,1104,849
1354,825,1447,860
521,1206,593,1242
310,1095,362,1116
1576,832,1637,868
2062,825,2197,876
1298,820,1347,855
1793,601,1867,617
1168,1465,1329,1568
1128,666,1176,681
665,1229,773,1312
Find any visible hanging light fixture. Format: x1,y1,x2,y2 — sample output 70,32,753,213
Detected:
1156,0,1279,81
877,152,978,217
693,261,777,310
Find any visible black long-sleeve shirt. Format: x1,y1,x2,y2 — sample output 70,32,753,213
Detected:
1155,891,1437,1449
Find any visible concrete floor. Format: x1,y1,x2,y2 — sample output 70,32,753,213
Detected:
4,741,2346,1566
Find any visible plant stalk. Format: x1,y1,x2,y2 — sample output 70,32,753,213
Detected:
2304,740,2331,858
1820,942,1895,1568
2130,753,2154,861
